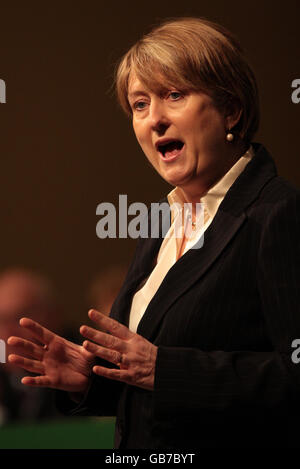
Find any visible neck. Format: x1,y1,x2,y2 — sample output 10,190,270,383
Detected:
178,140,248,205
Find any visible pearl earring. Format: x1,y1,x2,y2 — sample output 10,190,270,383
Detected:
226,132,234,142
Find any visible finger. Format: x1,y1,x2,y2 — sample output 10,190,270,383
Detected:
19,317,53,346
88,309,133,340
92,364,130,383
8,354,45,375
83,340,124,366
80,325,126,353
21,376,52,387
7,336,44,360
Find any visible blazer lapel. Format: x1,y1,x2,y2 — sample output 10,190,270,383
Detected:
136,143,278,341
136,210,246,341
110,234,163,326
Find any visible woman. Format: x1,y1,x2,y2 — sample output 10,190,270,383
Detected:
8,17,300,448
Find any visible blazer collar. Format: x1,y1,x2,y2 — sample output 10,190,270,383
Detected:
111,143,277,340
219,142,277,216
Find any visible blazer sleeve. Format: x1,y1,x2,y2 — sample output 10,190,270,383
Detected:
153,191,300,418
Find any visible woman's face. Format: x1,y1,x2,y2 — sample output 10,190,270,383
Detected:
128,73,238,200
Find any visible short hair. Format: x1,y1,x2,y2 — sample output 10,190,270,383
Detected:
115,17,259,143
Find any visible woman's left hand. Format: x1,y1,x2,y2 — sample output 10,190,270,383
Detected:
80,309,158,391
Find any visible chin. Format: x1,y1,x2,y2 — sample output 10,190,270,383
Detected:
161,169,193,188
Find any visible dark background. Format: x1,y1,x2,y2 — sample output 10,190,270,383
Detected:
0,1,299,329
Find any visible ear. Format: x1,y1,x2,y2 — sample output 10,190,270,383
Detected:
224,100,243,131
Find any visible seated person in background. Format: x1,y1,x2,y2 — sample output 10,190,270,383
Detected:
0,268,61,424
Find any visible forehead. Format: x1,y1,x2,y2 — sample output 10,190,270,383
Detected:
127,73,146,97
127,71,172,101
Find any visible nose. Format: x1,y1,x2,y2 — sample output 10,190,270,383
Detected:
148,99,170,134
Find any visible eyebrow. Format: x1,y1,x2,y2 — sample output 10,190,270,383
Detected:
127,90,149,101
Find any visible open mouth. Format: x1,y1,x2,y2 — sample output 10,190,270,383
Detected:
157,140,184,158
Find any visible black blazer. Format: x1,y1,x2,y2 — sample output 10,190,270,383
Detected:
62,143,300,448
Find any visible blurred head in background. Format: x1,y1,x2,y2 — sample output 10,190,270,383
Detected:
0,268,61,360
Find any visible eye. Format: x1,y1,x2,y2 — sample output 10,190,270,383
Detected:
167,91,183,101
133,100,148,111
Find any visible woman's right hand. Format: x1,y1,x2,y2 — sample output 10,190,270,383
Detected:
7,317,95,394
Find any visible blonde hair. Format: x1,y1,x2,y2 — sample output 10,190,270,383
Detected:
115,17,259,143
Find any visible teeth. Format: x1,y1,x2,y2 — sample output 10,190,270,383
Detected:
158,140,183,156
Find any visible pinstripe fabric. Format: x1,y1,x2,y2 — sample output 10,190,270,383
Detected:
129,149,253,334
59,143,300,448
